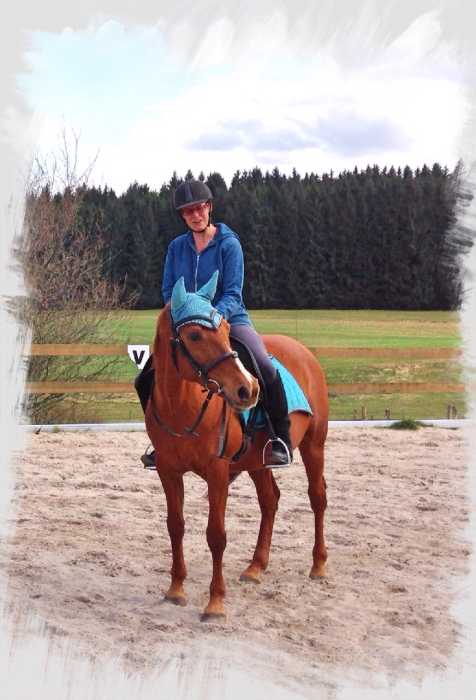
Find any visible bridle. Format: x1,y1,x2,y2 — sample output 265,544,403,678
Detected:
149,311,239,455
170,312,238,392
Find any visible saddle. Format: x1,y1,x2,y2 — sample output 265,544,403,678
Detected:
229,335,312,461
230,336,267,394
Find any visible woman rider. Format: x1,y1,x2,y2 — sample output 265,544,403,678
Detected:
136,179,292,468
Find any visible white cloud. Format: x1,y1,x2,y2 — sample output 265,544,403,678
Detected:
22,11,469,192
188,17,236,71
385,11,442,67
107,40,466,188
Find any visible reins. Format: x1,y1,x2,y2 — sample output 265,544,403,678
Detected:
150,389,229,455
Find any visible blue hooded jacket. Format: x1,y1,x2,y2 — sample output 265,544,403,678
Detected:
162,223,252,326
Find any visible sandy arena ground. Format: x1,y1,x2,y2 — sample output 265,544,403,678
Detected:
1,426,472,690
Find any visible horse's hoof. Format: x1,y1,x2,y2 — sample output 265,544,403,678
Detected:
239,572,261,584
309,566,326,580
240,564,262,583
164,594,187,607
200,611,226,622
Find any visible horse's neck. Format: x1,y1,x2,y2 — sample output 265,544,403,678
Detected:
153,312,205,417
155,359,202,415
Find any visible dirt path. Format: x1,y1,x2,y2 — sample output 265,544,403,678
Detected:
2,426,471,688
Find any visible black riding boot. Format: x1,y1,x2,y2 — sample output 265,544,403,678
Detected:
140,444,156,469
263,371,292,468
135,357,157,469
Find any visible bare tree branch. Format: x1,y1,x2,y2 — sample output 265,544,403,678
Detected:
13,129,133,424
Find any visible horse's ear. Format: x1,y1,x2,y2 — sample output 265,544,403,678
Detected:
197,270,218,301
171,277,187,313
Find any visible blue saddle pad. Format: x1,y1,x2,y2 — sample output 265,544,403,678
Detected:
241,356,312,429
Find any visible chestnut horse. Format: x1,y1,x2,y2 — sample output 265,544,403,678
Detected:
144,278,328,620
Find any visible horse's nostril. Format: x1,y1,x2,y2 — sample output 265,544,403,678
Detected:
237,386,250,401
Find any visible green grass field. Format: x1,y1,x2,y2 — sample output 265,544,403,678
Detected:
48,308,466,424
102,308,461,348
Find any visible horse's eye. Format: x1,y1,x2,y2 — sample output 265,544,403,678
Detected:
189,331,201,342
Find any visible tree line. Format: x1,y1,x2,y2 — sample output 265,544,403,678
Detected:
37,161,473,310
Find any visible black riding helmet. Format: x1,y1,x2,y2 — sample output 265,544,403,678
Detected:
174,180,213,210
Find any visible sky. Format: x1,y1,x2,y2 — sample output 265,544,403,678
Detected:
17,9,470,193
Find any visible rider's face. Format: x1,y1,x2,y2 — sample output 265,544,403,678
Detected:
181,201,210,231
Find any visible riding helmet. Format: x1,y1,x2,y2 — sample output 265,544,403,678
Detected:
174,180,213,211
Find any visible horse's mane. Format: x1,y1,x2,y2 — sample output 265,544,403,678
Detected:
153,304,172,358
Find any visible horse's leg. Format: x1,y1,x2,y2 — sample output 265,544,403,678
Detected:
299,433,328,578
159,471,187,606
240,469,280,584
202,464,229,620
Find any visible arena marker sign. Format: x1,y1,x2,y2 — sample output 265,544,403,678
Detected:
127,344,150,369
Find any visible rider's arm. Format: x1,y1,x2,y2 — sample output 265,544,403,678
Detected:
162,242,175,305
214,237,245,320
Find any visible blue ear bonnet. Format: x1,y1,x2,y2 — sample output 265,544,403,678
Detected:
170,271,222,330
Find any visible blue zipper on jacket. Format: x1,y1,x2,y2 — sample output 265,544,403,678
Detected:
194,254,200,291
192,235,218,291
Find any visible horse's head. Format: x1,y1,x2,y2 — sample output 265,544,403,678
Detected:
169,272,259,411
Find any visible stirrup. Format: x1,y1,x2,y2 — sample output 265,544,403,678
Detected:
140,445,156,470
262,438,292,469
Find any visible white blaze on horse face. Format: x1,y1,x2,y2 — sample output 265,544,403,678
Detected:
234,356,253,383
234,356,259,405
